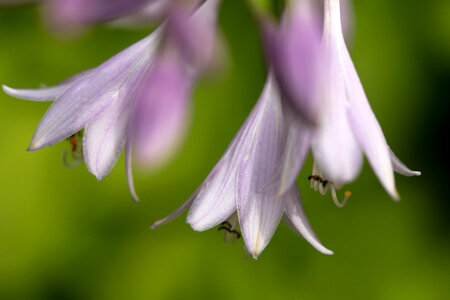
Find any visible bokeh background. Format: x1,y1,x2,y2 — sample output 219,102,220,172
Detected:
0,1,449,299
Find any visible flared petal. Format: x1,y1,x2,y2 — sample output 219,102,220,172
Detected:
27,29,161,151
82,64,147,180
311,47,362,183
267,0,324,124
2,69,94,102
150,189,200,229
186,76,269,231
125,131,139,202
278,103,314,195
236,76,286,259
132,55,192,168
166,0,221,71
323,0,397,199
109,0,169,27
283,186,333,255
45,0,150,28
389,148,421,177
311,0,364,183
186,143,243,231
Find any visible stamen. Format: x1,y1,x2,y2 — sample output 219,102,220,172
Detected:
330,186,351,208
219,213,241,243
62,151,82,168
62,132,83,168
308,163,351,208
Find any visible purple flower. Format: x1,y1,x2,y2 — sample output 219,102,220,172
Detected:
3,0,221,201
273,0,420,204
151,76,333,259
43,0,169,34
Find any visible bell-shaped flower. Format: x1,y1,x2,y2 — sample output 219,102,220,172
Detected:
2,0,221,201
264,0,324,124
43,0,170,34
151,76,333,259
273,0,420,205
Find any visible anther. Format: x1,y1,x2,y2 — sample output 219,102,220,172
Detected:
330,186,351,208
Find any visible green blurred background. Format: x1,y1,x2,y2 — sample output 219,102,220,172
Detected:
0,1,449,299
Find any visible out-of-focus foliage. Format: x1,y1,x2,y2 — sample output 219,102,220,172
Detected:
0,0,448,299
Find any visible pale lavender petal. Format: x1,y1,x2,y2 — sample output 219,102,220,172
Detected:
166,0,221,71
82,65,144,180
125,133,139,202
133,56,191,168
2,69,94,102
267,0,323,124
389,147,421,177
109,0,170,27
312,0,363,183
317,0,354,42
278,103,314,195
236,76,286,259
46,0,151,26
186,147,242,231
311,50,362,183
324,0,397,199
187,77,267,231
27,29,160,151
284,186,333,255
150,189,200,229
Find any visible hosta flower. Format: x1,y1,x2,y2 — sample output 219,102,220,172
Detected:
43,0,172,32
3,0,221,201
272,0,420,203
151,76,333,259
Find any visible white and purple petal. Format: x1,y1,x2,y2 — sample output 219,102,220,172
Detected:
236,76,286,258
323,0,397,198
283,186,333,255
26,29,161,151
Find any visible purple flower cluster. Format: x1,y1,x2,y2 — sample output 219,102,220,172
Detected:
2,0,420,259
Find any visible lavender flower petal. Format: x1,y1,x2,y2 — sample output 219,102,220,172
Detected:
2,69,95,102
269,0,324,124
324,0,397,198
389,148,421,177
150,189,200,229
186,149,242,231
46,0,150,26
283,186,333,255
311,53,363,184
169,0,221,71
26,30,160,151
133,57,192,168
236,76,286,258
125,134,139,202
186,79,266,231
278,103,314,196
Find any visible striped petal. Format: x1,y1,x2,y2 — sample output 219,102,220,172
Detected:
26,29,160,151
186,77,270,231
283,186,333,255
278,103,314,195
389,147,421,177
2,69,94,102
236,76,286,259
323,0,397,199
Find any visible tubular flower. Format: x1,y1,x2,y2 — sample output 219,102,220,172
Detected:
151,76,333,259
43,0,171,33
273,0,420,203
2,0,221,201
